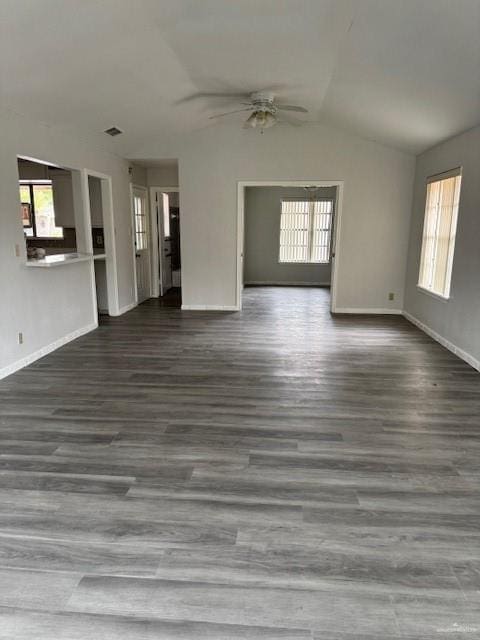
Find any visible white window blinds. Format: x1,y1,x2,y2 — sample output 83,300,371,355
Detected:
418,170,462,298
279,199,333,263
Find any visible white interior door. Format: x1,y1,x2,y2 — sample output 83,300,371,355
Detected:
158,192,172,296
132,187,151,304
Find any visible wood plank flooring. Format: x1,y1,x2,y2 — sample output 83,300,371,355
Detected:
1,286,480,639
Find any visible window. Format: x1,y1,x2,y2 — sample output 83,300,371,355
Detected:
134,194,147,250
279,199,333,263
19,181,63,238
418,170,462,299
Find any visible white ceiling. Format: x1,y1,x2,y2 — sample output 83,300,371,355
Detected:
1,0,479,156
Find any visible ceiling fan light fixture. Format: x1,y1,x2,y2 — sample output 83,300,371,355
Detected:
246,110,277,130
245,111,259,128
262,111,277,129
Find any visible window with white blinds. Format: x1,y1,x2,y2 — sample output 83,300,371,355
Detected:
279,199,333,263
418,170,462,299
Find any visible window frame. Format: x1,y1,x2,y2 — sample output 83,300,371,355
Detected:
278,198,334,265
417,168,462,301
19,180,64,240
133,193,148,252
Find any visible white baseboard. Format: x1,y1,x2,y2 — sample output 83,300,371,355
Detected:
245,281,330,287
403,311,480,372
115,302,137,316
181,304,239,311
0,322,98,381
333,307,403,315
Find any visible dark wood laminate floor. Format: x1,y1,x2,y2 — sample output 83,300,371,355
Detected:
1,286,480,639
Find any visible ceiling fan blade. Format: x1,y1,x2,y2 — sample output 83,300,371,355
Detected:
277,104,308,113
277,113,302,127
177,84,291,106
176,92,251,105
209,108,254,119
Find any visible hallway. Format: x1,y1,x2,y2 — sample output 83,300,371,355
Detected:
0,287,479,638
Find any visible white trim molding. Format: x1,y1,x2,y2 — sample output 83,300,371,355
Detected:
403,311,480,372
0,322,98,381
181,304,238,311
334,308,403,315
114,302,137,316
416,285,451,303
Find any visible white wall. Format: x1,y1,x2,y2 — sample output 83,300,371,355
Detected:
147,164,179,187
404,125,480,369
0,107,136,377
244,186,335,285
135,124,414,310
130,164,147,187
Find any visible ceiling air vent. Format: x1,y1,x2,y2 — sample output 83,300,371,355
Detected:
104,126,123,137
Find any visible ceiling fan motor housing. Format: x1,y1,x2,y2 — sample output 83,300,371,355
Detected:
250,92,277,114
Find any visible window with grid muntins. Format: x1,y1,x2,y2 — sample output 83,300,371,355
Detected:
418,170,461,299
279,199,333,263
134,195,147,251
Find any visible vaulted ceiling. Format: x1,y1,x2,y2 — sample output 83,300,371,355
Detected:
1,0,479,155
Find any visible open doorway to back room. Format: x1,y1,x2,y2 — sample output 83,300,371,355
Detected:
87,173,117,317
151,187,182,308
238,182,342,311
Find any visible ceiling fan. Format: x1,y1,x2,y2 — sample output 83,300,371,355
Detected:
205,92,308,131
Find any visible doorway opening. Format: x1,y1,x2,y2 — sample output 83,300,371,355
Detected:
85,170,119,317
237,180,343,311
88,176,108,316
151,187,181,308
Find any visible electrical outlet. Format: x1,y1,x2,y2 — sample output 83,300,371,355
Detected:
14,244,20,257
18,332,23,345
388,292,395,301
